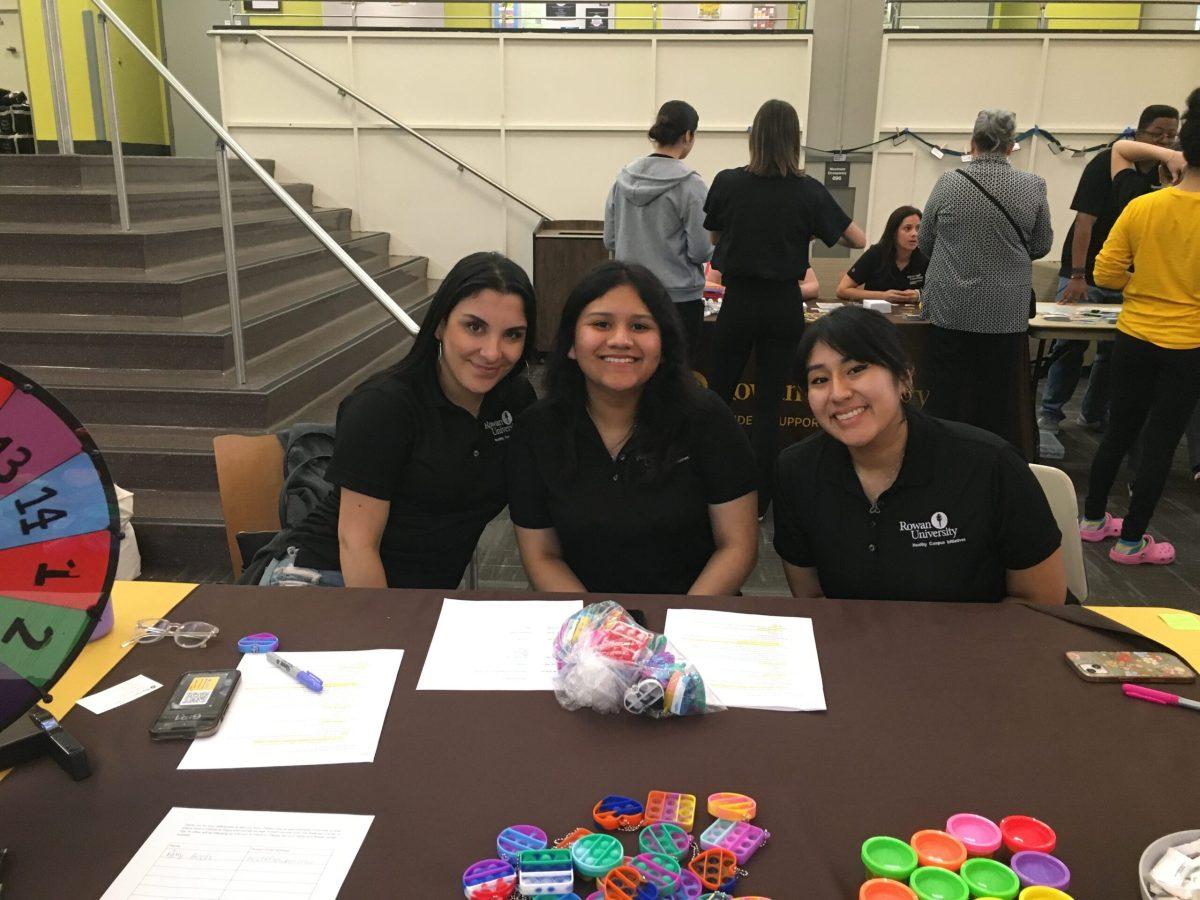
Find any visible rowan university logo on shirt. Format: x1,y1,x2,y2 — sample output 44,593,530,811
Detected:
483,409,515,440
898,510,965,548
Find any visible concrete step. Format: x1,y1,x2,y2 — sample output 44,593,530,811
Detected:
0,205,353,270
0,230,396,316
130,488,230,579
0,181,314,225
23,277,437,429
0,256,426,371
0,154,275,188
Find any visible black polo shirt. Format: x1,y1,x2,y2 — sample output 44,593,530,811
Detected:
846,243,928,292
507,390,756,595
1058,148,1159,284
704,168,851,281
773,410,1061,603
290,368,536,588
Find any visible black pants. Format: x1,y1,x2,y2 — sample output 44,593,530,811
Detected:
923,326,1030,457
1085,331,1200,541
708,277,804,512
675,298,705,370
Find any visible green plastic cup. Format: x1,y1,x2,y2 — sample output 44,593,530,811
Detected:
863,836,920,880
910,865,970,900
960,858,1020,899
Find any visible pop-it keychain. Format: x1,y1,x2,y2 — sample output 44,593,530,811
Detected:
643,791,697,831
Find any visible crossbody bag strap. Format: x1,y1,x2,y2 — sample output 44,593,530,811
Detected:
956,168,1030,253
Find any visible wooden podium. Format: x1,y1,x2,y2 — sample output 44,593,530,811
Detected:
532,219,609,353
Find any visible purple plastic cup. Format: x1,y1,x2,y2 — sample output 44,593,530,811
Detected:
946,813,1002,857
1010,850,1071,890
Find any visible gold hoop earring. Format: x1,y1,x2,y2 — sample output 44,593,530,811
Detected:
901,388,912,403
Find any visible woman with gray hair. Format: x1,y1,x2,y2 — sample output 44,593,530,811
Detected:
918,108,1053,456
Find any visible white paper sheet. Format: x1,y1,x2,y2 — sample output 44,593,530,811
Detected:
100,807,373,900
178,649,403,770
416,598,582,691
664,608,827,711
78,674,162,714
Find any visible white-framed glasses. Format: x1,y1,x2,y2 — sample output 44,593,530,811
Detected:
120,618,219,649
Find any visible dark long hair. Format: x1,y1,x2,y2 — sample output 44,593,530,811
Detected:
545,260,700,481
747,99,803,178
794,305,913,395
366,251,536,389
874,205,922,280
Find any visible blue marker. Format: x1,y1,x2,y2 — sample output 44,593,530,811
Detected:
266,652,324,693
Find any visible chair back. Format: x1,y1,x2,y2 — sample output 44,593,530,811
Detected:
212,434,284,579
1029,463,1087,603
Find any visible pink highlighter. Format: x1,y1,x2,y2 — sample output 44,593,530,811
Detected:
1122,682,1200,712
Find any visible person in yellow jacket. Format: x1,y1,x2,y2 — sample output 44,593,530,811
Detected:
1081,88,1200,565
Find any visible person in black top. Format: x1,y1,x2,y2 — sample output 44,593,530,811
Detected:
773,305,1066,604
1039,103,1178,432
265,252,538,589
836,205,927,304
508,261,758,596
704,99,866,517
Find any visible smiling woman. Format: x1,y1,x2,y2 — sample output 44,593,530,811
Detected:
508,260,759,596
773,305,1068,605
255,252,538,590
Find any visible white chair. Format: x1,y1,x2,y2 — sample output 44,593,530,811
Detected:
1029,463,1087,603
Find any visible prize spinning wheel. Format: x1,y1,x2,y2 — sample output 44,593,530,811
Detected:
0,363,118,733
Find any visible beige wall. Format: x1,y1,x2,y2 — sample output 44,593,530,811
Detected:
0,4,29,94
216,29,812,276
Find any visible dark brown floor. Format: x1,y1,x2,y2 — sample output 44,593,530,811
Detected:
140,371,1200,613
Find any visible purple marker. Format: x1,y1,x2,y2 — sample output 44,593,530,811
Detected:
266,652,324,693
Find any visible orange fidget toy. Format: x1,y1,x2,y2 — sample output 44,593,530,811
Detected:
688,847,738,891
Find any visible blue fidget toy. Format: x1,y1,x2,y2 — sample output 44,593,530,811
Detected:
517,848,574,896
496,824,547,863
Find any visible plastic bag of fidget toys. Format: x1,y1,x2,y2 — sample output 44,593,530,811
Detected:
552,601,725,718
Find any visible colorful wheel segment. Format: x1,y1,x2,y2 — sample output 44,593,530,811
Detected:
0,364,118,732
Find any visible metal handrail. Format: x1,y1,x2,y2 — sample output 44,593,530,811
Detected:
248,33,551,221
43,0,424,386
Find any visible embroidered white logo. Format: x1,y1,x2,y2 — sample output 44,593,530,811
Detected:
483,410,515,440
501,410,513,426
931,511,948,529
898,510,964,548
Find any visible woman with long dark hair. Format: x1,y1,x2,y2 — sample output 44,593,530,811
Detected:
836,205,927,304
1081,88,1199,565
705,98,866,516
604,99,711,360
262,251,537,588
507,260,758,595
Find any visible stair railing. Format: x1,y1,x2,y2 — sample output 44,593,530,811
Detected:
246,32,551,222
39,0,422,386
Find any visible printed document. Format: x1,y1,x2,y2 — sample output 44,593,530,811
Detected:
664,608,827,711
178,649,403,770
416,598,582,691
100,807,372,900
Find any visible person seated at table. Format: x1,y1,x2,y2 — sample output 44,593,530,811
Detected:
260,251,537,589
836,204,927,305
508,260,758,595
773,305,1067,604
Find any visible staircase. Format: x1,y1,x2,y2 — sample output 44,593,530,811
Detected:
0,154,438,581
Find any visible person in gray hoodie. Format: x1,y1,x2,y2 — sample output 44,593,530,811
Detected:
604,100,712,362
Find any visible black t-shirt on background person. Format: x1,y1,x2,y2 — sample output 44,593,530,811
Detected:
703,168,851,282
845,243,928,293
1058,148,1159,284
507,390,756,595
773,409,1062,604
289,368,536,588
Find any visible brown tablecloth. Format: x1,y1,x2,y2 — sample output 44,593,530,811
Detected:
3,586,1195,898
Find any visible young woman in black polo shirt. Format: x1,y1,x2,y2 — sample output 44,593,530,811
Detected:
705,98,866,516
836,205,928,304
773,306,1066,604
508,261,758,596
261,252,537,589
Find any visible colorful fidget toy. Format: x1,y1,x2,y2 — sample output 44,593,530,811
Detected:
688,848,738,892
571,833,624,880
462,858,517,899
623,678,665,715
496,824,547,863
644,791,696,831
590,619,652,663
518,848,574,896
639,823,690,860
603,865,660,899
699,818,770,865
674,869,704,900
706,792,756,822
631,852,682,895
554,827,595,848
593,795,645,830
